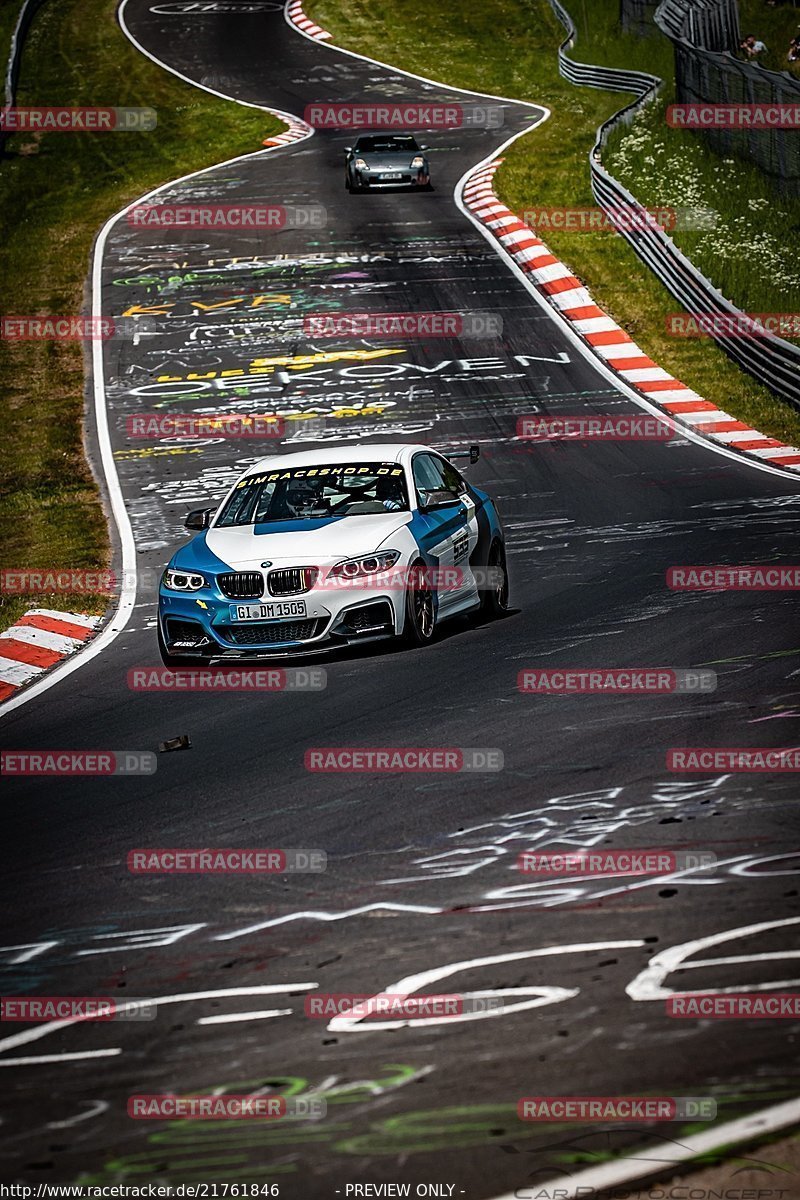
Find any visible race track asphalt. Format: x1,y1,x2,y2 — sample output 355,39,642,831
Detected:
1,1,799,1191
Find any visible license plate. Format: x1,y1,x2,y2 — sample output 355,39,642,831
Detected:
230,601,307,621
380,172,402,180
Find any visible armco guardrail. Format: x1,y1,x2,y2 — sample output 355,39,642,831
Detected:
1,0,48,156
656,0,739,54
544,0,800,409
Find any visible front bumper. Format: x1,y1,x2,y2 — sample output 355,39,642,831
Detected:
351,170,430,189
159,587,402,658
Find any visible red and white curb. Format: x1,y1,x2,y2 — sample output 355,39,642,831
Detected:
463,160,800,471
0,610,102,704
262,113,315,147
286,0,331,41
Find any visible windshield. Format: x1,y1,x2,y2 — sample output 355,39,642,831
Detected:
354,135,419,154
215,462,410,527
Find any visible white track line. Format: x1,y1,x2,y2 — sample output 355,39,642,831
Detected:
4,0,796,727
286,1,800,484
282,7,800,1186
453,152,800,483
0,2,313,720
486,1096,800,1200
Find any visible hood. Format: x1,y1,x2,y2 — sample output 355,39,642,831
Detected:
204,512,412,569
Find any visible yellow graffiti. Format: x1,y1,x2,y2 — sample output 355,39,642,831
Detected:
122,294,294,317
113,447,205,460
155,348,402,384
328,405,387,418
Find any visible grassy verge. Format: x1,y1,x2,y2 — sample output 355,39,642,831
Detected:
0,0,283,636
517,0,800,321
738,0,800,78
305,0,800,446
568,0,800,322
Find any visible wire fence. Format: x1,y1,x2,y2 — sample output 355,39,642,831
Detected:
656,0,739,52
544,0,800,409
655,0,800,190
619,0,661,38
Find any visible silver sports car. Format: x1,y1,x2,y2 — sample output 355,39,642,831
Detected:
344,134,431,192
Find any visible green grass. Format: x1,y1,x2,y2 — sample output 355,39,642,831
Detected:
738,0,800,77
305,0,800,446
561,0,800,317
607,100,800,315
0,0,283,635
566,0,674,76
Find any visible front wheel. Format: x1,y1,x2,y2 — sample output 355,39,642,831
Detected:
480,539,509,618
402,561,436,647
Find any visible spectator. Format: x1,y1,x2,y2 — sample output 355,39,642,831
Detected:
740,33,768,56
788,35,800,63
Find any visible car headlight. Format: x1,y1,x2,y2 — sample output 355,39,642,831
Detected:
354,158,368,170
411,156,425,169
327,550,401,581
163,568,206,592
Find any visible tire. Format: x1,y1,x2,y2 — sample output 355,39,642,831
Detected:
480,539,509,618
158,623,211,668
402,560,436,647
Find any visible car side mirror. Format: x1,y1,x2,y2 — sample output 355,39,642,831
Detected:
184,507,214,531
420,494,462,513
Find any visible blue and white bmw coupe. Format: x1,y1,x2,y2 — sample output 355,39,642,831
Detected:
157,443,508,664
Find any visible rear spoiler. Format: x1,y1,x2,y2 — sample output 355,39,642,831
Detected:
437,444,480,466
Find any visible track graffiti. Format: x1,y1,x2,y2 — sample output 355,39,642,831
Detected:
2,918,798,1003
